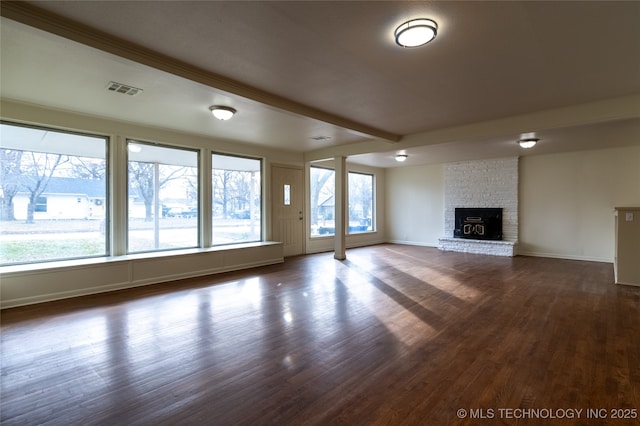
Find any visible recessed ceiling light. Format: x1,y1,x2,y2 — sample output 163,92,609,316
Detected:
395,154,408,162
209,106,236,120
395,19,438,48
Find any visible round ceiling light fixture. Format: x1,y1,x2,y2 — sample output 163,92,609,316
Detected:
518,132,539,148
395,18,438,48
395,154,408,162
518,138,539,149
209,105,237,121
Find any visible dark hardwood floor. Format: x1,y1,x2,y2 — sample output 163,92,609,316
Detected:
2,244,639,425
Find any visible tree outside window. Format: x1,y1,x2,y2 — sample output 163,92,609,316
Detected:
211,154,261,245
310,166,335,236
127,141,199,253
0,124,267,266
348,172,374,233
0,122,107,265
309,167,375,236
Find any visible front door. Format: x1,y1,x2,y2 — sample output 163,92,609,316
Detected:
271,165,304,257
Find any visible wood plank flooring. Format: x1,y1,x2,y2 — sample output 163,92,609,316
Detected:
2,244,639,425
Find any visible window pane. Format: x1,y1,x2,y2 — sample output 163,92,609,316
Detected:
310,166,335,237
283,184,291,206
348,172,374,233
0,122,108,265
212,154,261,245
128,141,198,253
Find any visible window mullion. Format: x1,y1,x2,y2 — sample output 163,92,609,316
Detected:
201,149,212,248
110,135,128,256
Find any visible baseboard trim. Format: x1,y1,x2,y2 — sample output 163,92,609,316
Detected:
516,250,612,263
385,240,439,248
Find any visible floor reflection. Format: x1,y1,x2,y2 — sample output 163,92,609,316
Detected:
3,245,570,424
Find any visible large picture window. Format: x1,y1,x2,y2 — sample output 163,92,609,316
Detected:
1,123,269,267
0,122,108,265
348,172,374,233
310,167,375,237
127,141,199,253
211,153,262,245
310,166,335,236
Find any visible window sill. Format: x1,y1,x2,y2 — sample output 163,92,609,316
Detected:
0,241,282,275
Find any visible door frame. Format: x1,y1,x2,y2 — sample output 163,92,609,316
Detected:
271,163,305,256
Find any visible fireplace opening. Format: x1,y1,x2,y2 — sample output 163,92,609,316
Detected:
454,208,502,240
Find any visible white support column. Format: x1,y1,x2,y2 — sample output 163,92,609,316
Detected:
334,156,347,260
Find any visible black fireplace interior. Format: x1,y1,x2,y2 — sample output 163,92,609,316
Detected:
454,208,503,240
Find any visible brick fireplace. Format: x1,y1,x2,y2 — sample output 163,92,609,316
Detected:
438,157,518,257
454,207,503,240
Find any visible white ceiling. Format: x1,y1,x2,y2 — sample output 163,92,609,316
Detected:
1,1,639,168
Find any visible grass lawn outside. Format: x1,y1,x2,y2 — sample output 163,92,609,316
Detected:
0,218,256,265
1,238,105,264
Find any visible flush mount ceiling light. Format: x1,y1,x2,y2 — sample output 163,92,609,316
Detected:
395,19,438,48
395,154,408,162
209,106,236,121
518,138,539,149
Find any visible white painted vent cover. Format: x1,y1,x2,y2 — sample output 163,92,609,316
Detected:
106,81,143,96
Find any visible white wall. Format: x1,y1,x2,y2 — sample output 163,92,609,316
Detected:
385,164,444,247
519,146,640,262
385,146,640,262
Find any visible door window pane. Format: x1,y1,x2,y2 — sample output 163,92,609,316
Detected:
211,154,261,245
284,184,291,206
127,141,198,253
0,122,108,265
310,166,335,237
348,172,374,233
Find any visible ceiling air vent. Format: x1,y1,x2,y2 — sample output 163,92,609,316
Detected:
106,81,143,96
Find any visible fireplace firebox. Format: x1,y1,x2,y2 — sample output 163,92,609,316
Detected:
454,208,503,240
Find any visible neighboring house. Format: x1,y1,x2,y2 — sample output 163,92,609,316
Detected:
315,195,371,234
12,177,106,220
317,195,334,221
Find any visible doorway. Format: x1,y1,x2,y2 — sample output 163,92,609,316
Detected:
271,165,304,257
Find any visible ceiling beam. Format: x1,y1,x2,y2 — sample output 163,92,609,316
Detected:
0,1,402,143
304,94,640,162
